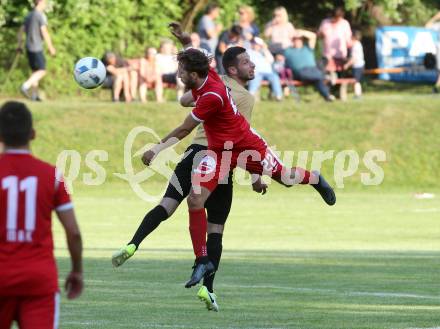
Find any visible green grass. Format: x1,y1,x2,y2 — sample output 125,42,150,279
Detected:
50,183,440,329
3,92,440,328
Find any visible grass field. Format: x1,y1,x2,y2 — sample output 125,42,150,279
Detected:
2,92,440,328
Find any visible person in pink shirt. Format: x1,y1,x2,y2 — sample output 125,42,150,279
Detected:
264,6,295,54
318,7,352,74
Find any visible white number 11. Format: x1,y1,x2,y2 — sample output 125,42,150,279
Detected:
2,176,38,242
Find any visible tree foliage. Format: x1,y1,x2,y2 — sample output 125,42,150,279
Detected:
0,0,439,96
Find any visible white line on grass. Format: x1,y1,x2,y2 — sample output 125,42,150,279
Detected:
220,284,440,300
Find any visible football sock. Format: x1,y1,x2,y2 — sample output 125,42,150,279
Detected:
128,205,169,249
203,233,223,293
292,167,313,184
189,208,208,259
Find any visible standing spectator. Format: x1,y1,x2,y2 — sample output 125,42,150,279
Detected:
284,31,335,101
197,3,223,54
425,11,440,93
318,7,352,76
102,52,133,103
17,0,56,101
0,101,83,329
139,47,164,103
264,6,295,54
248,37,283,101
344,30,365,98
216,25,243,74
238,5,259,47
156,39,184,100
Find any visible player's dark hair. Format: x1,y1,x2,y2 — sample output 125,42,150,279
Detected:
177,49,209,78
205,3,219,14
0,101,33,147
222,46,246,75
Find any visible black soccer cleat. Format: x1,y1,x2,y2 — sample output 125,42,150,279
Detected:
311,171,336,206
185,259,215,288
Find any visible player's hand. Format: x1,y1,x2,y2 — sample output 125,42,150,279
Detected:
65,271,83,300
252,180,268,195
169,22,191,46
142,149,156,166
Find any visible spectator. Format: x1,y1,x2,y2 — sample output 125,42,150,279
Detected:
247,37,283,101
272,53,293,97
318,7,352,76
216,25,243,74
139,47,164,103
102,52,133,102
426,11,440,93
156,39,184,100
238,5,259,47
17,0,56,101
264,6,295,54
190,32,211,52
344,30,365,98
284,31,335,101
197,3,223,53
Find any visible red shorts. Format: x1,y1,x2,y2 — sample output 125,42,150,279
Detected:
192,144,286,192
0,293,60,329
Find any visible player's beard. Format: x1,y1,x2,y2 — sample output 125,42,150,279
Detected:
184,76,198,89
238,68,255,81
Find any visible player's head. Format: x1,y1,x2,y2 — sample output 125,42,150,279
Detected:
0,101,35,148
222,46,255,82
177,48,210,89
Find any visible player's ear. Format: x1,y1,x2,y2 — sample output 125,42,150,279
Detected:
227,66,237,76
30,128,36,141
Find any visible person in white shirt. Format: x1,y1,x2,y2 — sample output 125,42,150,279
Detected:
344,30,365,98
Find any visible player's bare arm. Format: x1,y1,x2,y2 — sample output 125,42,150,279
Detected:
57,208,83,299
142,113,199,166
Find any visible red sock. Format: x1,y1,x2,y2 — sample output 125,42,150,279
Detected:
292,167,315,184
188,208,208,259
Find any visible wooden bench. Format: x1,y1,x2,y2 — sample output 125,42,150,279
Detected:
262,78,357,101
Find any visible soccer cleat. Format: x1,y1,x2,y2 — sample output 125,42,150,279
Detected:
185,260,215,288
311,171,336,206
111,244,136,267
197,285,219,312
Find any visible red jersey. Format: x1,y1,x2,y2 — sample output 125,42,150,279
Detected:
191,68,265,150
0,150,72,296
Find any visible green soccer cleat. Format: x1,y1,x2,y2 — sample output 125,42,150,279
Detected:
111,244,136,267
197,285,219,312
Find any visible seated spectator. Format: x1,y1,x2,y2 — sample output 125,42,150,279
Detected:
264,6,295,54
102,52,135,102
284,31,335,101
238,5,259,48
139,47,164,103
156,39,184,100
318,7,352,77
344,30,365,98
272,53,293,97
197,3,223,53
216,25,243,74
247,37,283,101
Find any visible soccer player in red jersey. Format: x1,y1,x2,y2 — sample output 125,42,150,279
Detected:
142,24,336,288
0,101,83,329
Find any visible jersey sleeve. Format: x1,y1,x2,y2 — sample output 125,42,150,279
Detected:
191,92,224,122
54,170,72,212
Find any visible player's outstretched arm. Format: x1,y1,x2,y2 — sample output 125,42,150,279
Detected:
142,113,199,166
57,208,83,299
169,22,192,48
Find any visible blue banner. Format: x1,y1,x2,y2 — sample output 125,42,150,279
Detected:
376,26,439,83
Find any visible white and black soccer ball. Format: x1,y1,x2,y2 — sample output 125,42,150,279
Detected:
73,57,106,89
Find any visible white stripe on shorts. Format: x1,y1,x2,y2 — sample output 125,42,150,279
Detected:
53,292,60,329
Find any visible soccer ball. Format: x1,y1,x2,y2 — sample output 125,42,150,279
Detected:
73,57,106,89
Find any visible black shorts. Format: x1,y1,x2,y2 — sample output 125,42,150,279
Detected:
26,50,46,71
162,73,177,84
164,144,233,225
352,67,364,82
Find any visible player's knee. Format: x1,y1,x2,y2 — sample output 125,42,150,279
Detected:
187,192,204,209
